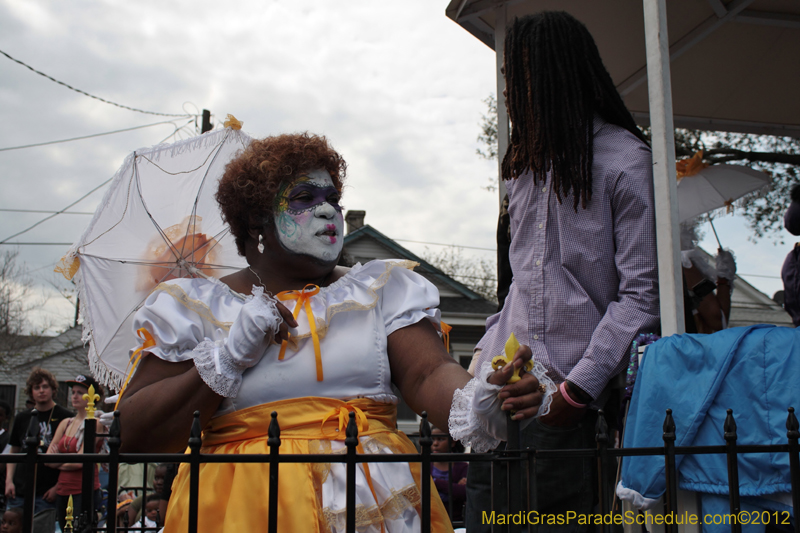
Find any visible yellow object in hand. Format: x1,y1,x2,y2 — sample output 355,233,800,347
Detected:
491,333,533,384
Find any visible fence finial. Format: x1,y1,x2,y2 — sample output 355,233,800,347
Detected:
595,409,609,445
345,411,359,446
189,410,202,448
787,407,799,438
64,495,74,532
268,411,281,448
83,385,101,419
724,409,738,441
25,408,40,450
109,411,121,442
663,409,676,442
419,411,431,443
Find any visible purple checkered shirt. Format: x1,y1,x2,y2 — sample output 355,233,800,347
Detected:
476,118,660,399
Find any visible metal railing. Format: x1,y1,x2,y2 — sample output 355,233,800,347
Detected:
2,407,798,533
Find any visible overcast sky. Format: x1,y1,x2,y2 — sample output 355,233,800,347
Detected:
0,0,791,333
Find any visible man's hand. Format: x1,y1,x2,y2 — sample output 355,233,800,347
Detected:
538,389,587,427
5,477,15,499
487,344,544,420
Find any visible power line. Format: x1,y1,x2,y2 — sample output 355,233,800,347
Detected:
739,273,781,279
392,238,495,252
0,178,112,244
0,209,93,215
0,242,72,246
0,119,183,152
0,49,195,118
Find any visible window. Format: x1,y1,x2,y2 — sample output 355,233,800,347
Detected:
0,384,17,411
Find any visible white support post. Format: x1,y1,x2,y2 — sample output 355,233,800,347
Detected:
495,4,508,209
643,0,685,336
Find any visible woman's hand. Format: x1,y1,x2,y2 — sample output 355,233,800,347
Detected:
487,344,544,420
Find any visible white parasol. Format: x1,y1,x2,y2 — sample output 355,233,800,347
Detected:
676,153,771,224
57,122,252,390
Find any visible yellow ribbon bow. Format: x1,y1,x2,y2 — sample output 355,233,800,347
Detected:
276,285,324,381
676,151,709,180
223,114,243,130
320,404,370,438
115,328,156,410
440,320,452,353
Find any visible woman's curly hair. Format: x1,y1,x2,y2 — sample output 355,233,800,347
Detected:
216,132,347,256
25,367,58,398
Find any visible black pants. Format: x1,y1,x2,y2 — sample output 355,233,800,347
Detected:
465,411,601,533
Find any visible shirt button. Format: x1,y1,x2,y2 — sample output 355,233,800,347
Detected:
542,187,547,192
536,260,541,266
538,223,543,229
533,335,539,340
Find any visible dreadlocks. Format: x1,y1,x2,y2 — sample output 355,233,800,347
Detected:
501,11,648,210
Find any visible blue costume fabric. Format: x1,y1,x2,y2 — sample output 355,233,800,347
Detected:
618,325,799,532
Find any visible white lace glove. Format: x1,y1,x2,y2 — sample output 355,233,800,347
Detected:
194,286,282,398
715,249,736,284
97,394,119,428
449,361,556,452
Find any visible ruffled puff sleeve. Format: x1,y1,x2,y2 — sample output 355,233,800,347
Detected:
131,279,246,398
375,260,441,336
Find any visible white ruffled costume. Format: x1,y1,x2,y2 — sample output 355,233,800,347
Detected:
131,259,537,533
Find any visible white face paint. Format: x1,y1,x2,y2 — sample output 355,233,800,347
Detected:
273,169,344,263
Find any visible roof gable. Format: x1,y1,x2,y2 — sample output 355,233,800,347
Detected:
344,225,485,301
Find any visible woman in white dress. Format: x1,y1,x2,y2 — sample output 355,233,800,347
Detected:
116,132,547,533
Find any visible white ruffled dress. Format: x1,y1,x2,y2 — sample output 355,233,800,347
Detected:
131,259,455,533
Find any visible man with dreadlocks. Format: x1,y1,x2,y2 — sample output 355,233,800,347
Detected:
465,11,659,530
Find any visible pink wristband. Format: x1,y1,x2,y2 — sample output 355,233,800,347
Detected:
559,381,588,408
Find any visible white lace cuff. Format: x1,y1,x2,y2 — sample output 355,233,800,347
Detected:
449,369,502,452
247,285,279,319
192,339,246,398
448,361,557,453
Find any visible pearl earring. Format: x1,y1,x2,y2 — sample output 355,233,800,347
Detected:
257,234,265,254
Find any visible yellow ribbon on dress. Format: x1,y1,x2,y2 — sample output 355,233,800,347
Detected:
440,320,452,353
114,328,156,410
319,403,383,533
276,284,324,381
320,404,370,437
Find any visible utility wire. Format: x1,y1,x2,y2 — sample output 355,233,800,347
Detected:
0,49,195,118
0,209,93,215
0,119,182,152
0,178,112,244
393,238,495,252
0,242,72,246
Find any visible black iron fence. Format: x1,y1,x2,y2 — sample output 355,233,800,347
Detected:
2,408,798,533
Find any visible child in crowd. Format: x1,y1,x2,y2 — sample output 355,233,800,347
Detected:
0,507,22,533
130,493,162,530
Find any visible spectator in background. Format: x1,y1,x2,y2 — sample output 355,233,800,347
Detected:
430,427,468,524
129,493,162,531
782,184,800,327
0,400,11,509
680,223,736,333
45,375,104,532
1,507,23,533
4,369,72,514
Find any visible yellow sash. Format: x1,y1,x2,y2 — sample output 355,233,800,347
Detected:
165,397,452,533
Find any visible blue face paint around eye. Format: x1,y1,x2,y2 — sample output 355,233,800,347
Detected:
284,183,342,215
